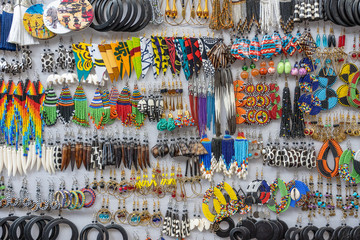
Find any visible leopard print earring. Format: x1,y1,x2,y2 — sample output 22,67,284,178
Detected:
56,44,67,70
65,45,75,70
21,47,32,71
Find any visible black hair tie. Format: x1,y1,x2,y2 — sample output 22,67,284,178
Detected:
270,220,284,240
230,226,251,240
0,215,21,240
111,0,132,31
0,221,9,240
91,0,121,31
255,220,274,240
105,223,128,240
9,215,43,240
42,218,78,240
331,226,343,240
236,219,256,239
24,215,60,240
215,217,235,238
291,228,302,240
350,225,360,240
337,226,352,240
300,224,318,240
125,0,146,32
315,226,334,240
285,227,299,240
269,220,281,240
116,0,138,32
277,219,289,239
131,0,153,32
80,223,109,240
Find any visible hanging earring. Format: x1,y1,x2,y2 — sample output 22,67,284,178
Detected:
97,196,112,224
128,200,141,226
328,25,336,48
350,35,358,62
113,199,128,224
316,24,321,48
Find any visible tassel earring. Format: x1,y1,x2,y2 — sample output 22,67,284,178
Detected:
7,1,39,46
0,2,16,51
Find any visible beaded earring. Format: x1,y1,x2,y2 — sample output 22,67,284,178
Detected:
117,84,132,126
128,200,141,226
250,62,259,78
97,197,112,224
259,61,268,77
88,88,105,129
100,88,114,126
72,85,89,127
56,86,75,125
240,63,249,80
43,86,58,126
183,105,195,127
131,84,146,128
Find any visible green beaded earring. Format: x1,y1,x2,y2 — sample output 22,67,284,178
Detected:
72,85,89,127
43,86,58,126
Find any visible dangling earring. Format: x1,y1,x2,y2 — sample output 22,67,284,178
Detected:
322,24,328,48
328,25,336,47
97,197,112,224
113,199,128,224
174,110,184,128
167,113,176,131
316,24,321,48
351,35,358,62
128,200,141,226
151,200,163,227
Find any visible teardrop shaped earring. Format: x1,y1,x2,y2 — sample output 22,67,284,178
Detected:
322,24,328,48
316,24,321,48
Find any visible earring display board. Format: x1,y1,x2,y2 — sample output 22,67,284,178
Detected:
2,4,360,238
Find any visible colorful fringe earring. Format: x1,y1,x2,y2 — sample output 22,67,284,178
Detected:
43,86,58,126
89,88,105,129
109,86,119,120
220,131,236,177
56,86,75,125
234,132,248,179
199,134,212,180
0,80,7,136
101,89,114,125
117,85,132,126
4,80,15,145
131,85,145,128
72,85,89,127
13,81,25,149
26,80,44,158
